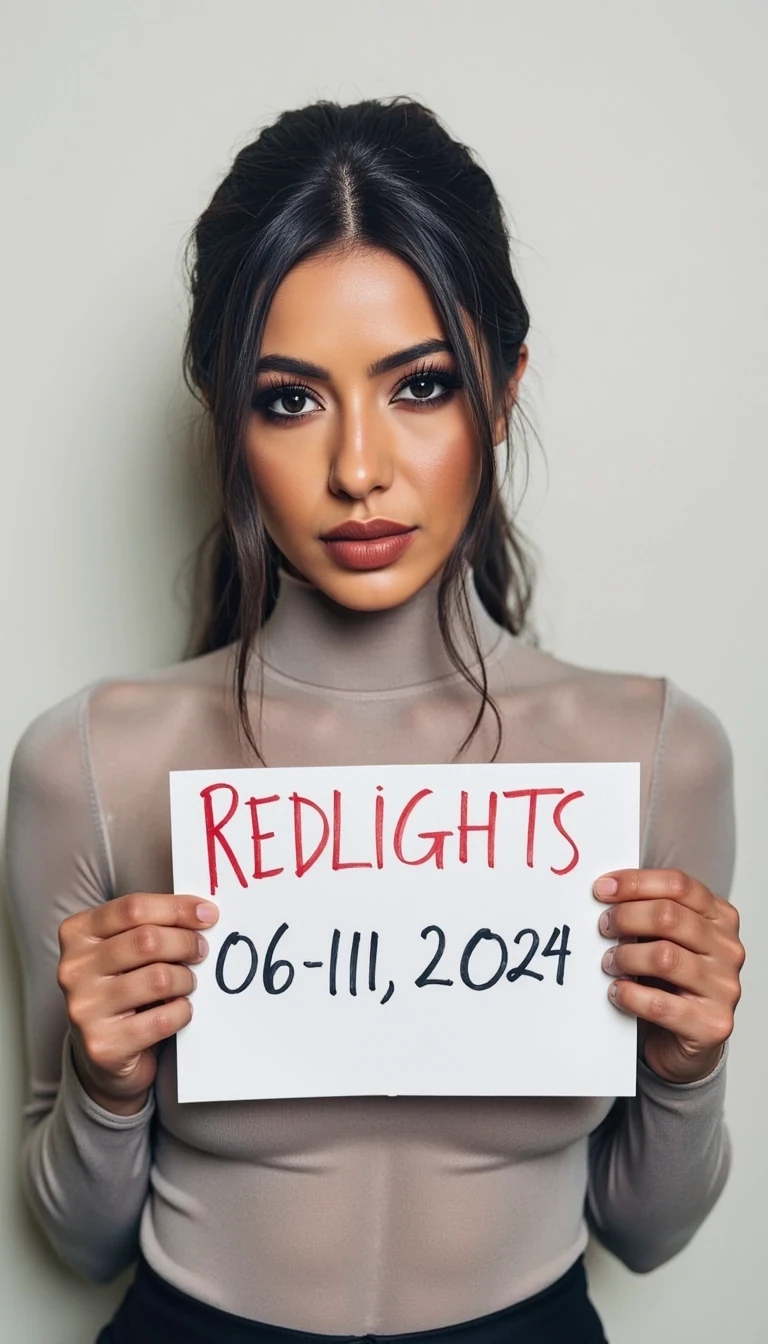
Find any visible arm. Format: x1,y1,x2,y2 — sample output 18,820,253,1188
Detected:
586,679,737,1272
4,688,154,1282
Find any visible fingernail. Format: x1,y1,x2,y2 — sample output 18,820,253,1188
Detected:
599,910,611,934
196,902,218,924
594,878,618,899
190,970,197,989
608,981,619,1001
197,935,209,960
602,948,615,971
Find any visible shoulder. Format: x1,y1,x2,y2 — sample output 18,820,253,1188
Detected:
643,680,734,881
5,685,113,893
85,644,237,750
8,644,237,796
8,684,94,804
490,634,667,762
491,634,732,783
490,639,734,882
651,679,733,795
628,677,734,837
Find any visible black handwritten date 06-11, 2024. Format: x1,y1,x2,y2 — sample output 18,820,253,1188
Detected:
214,923,572,1004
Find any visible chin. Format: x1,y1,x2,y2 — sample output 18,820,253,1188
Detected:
314,562,439,613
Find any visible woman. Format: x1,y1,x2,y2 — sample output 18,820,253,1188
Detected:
6,98,744,1344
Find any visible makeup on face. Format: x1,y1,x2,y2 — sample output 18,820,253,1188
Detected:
319,519,418,572
243,246,486,610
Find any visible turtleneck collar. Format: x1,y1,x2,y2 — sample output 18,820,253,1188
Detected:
253,568,504,693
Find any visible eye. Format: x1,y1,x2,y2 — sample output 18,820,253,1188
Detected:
252,381,324,422
263,387,320,416
395,376,442,402
391,366,463,407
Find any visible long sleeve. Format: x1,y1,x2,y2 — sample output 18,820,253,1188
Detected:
4,687,155,1282
586,678,736,1272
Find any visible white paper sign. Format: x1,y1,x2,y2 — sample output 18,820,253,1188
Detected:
170,762,639,1103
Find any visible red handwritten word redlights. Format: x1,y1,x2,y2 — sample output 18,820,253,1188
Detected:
199,784,585,897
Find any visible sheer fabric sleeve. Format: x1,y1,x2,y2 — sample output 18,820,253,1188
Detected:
586,679,736,1271
4,687,155,1282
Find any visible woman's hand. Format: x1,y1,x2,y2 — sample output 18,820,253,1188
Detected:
594,869,745,1084
57,893,219,1115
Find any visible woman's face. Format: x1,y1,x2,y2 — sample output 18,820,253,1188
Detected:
244,245,524,611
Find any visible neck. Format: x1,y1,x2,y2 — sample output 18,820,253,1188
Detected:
253,568,503,693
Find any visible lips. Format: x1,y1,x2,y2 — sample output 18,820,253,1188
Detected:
320,519,415,542
320,518,417,572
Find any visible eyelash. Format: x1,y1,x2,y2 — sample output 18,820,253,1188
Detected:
250,360,463,425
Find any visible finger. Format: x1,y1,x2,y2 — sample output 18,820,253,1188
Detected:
88,997,194,1068
607,977,734,1046
97,925,209,975
121,996,194,1053
65,893,219,946
594,869,717,918
108,962,198,1015
602,939,708,994
599,898,712,954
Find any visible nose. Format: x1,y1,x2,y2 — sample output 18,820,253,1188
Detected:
327,401,394,501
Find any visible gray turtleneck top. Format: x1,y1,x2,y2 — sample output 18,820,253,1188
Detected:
5,571,735,1333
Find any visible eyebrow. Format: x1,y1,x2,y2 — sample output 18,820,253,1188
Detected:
255,338,454,382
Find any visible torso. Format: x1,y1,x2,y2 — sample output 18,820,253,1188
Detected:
81,575,668,1330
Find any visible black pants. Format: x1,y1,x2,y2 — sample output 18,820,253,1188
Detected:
96,1253,607,1344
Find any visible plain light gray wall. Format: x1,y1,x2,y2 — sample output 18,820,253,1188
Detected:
1,2,765,1340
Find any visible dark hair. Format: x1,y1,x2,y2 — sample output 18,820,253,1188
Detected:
183,96,534,760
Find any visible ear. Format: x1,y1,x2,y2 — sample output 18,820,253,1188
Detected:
493,344,528,444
